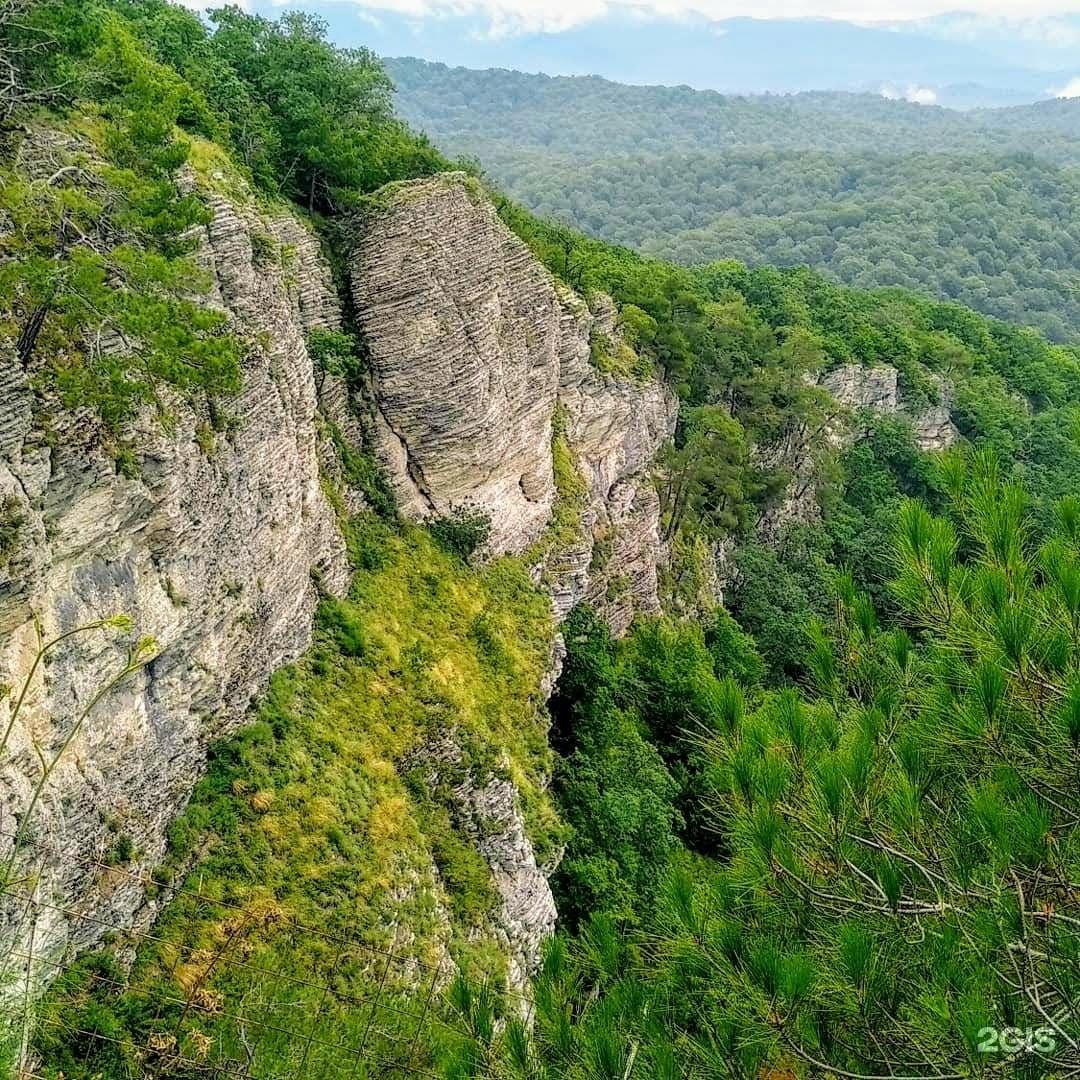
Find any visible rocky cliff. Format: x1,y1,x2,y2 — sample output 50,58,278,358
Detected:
755,361,959,544
351,174,677,632
0,169,676,1000
820,364,959,453
0,184,351,977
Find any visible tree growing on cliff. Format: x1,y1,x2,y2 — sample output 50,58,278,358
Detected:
112,1,447,211
0,3,243,429
658,405,752,542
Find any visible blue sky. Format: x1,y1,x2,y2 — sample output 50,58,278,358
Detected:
179,0,1080,103
186,2,1080,28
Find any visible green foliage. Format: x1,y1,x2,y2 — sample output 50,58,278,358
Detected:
486,457,1080,1079
548,607,682,928
103,831,135,866
323,417,399,523
0,3,244,430
391,59,1080,341
307,327,364,384
657,405,754,541
703,606,765,688
0,0,453,433
728,527,835,683
35,520,557,1077
111,1,447,211
388,58,1080,169
428,508,493,562
588,326,651,381
0,495,23,567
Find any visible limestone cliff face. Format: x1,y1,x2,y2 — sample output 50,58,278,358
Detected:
350,174,677,632
351,177,562,553
755,362,959,544
0,169,676,1003
819,364,959,452
0,190,350,971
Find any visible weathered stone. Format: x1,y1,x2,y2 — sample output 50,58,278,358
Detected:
0,191,349,980
820,363,899,413
351,175,561,553
0,343,31,461
912,404,958,451
350,173,677,627
409,732,557,993
821,363,959,451
753,363,960,548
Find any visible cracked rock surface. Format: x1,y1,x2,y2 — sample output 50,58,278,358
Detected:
351,174,677,631
0,189,349,976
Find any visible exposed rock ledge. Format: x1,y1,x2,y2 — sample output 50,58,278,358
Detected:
1,171,678,1006
820,364,959,453
755,361,960,544
351,173,677,632
0,190,349,978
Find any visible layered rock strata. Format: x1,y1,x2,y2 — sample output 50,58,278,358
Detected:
350,174,677,632
0,189,349,977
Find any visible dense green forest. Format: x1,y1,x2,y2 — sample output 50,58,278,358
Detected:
2,3,1079,1077
458,459,1080,1078
388,59,1080,343
386,62,1080,162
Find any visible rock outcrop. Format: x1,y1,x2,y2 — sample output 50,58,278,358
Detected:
551,289,675,632
350,174,677,632
351,176,562,554
0,188,349,975
756,362,960,544
820,364,960,452
409,732,557,994
1,169,678,1007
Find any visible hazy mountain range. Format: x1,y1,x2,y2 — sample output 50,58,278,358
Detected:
246,1,1080,108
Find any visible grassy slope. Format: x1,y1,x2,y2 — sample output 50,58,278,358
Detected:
32,519,556,1078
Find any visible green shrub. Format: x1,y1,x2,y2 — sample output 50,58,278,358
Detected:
427,508,491,562
307,328,365,385
549,607,683,927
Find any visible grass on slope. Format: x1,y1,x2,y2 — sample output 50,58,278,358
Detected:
32,518,556,1078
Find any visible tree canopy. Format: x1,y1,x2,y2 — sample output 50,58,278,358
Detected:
390,58,1080,342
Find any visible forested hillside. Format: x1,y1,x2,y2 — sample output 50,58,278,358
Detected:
1,4,1078,1079
388,59,1080,343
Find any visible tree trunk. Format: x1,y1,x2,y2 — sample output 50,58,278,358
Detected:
16,301,48,367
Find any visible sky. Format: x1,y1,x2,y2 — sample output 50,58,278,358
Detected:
179,0,1080,100
190,0,1080,23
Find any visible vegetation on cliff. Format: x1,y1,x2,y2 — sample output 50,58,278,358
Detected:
31,519,556,1078
0,0,446,433
3,3,1079,1078
467,454,1080,1079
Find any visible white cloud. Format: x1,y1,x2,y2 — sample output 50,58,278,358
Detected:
904,13,1080,48
312,0,1080,38
906,85,937,105
880,82,938,105
1053,76,1080,98
182,0,1080,44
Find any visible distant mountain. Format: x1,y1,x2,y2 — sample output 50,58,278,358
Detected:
386,58,1080,342
386,59,1080,166
901,12,1080,74
251,0,1077,108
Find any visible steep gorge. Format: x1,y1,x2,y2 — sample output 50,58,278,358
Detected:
4,6,1079,1076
